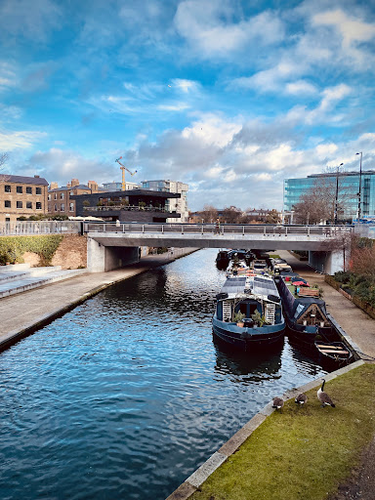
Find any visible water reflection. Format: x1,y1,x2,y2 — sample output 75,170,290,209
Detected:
0,249,330,500
213,337,283,380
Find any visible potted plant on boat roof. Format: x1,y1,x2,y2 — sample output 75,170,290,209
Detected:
233,311,246,327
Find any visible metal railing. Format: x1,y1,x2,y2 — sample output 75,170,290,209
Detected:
83,222,354,238
0,221,82,236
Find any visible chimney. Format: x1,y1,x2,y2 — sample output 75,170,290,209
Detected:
88,180,98,192
34,175,40,178
71,178,79,187
49,182,58,190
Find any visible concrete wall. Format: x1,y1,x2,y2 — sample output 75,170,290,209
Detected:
87,237,139,272
308,249,346,274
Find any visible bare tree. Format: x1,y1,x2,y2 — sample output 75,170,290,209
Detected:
293,174,355,224
0,152,10,182
0,152,9,170
201,204,218,223
350,237,375,282
222,206,243,223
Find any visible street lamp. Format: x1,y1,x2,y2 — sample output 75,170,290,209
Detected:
356,152,363,222
334,163,344,225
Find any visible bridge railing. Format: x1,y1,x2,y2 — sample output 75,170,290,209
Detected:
84,222,353,237
0,221,82,236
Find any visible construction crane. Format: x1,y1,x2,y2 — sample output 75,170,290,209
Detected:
115,157,137,191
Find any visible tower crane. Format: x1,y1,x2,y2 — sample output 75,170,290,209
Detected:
115,157,137,191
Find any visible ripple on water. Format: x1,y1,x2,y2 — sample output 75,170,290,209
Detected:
0,249,329,500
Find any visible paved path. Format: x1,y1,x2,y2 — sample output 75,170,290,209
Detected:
278,250,375,360
0,248,197,350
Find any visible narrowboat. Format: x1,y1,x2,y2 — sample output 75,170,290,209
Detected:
212,273,285,351
276,272,335,346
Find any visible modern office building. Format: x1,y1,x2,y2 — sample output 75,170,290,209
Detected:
284,170,375,221
140,180,189,222
0,174,49,223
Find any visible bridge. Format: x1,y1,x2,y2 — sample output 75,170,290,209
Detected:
84,222,352,274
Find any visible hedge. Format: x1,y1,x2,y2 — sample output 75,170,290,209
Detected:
0,235,64,266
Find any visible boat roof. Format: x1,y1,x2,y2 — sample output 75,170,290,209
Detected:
222,275,280,299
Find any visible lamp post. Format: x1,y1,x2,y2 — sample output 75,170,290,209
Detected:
356,152,363,222
334,163,344,225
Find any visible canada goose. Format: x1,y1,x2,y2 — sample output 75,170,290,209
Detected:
317,379,335,407
272,397,284,410
295,393,308,405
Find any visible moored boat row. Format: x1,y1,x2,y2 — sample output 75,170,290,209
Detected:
213,250,355,366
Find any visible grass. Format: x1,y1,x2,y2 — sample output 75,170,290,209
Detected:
191,363,375,500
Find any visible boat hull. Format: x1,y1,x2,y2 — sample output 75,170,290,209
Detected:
212,316,285,352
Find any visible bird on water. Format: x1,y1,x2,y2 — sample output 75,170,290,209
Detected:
295,393,308,405
272,397,284,410
317,379,336,407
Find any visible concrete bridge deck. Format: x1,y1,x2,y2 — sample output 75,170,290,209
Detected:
84,222,351,251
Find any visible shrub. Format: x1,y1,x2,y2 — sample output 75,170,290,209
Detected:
0,235,63,266
333,270,352,284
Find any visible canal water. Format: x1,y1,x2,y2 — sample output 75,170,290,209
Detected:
0,249,329,500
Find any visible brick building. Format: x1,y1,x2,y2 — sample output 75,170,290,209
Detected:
48,179,100,217
0,174,49,223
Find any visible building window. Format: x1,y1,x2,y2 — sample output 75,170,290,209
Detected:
36,202,42,210
4,200,11,208
4,185,11,192
60,192,65,199
16,201,23,208
26,186,32,194
61,203,65,211
54,204,58,211
54,193,57,200
36,187,42,195
16,186,23,193
69,203,74,212
26,201,32,209
70,191,74,196
48,194,51,200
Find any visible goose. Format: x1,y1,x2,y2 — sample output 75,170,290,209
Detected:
295,393,308,405
272,397,284,410
317,379,335,407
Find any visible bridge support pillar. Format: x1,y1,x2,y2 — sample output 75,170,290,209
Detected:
308,249,346,275
87,238,139,272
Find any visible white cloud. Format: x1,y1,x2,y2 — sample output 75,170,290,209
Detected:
181,114,242,148
170,79,200,94
157,103,190,112
285,80,317,95
0,130,46,150
313,9,375,48
174,0,284,59
28,148,116,185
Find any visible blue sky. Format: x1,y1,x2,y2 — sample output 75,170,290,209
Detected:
1,0,375,211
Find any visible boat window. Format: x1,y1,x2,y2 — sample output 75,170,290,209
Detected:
294,303,304,319
216,301,223,321
234,299,260,318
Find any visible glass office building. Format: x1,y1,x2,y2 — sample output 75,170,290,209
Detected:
284,171,375,221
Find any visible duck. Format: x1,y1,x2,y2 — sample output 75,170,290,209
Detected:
317,379,336,407
272,397,284,410
295,393,308,405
